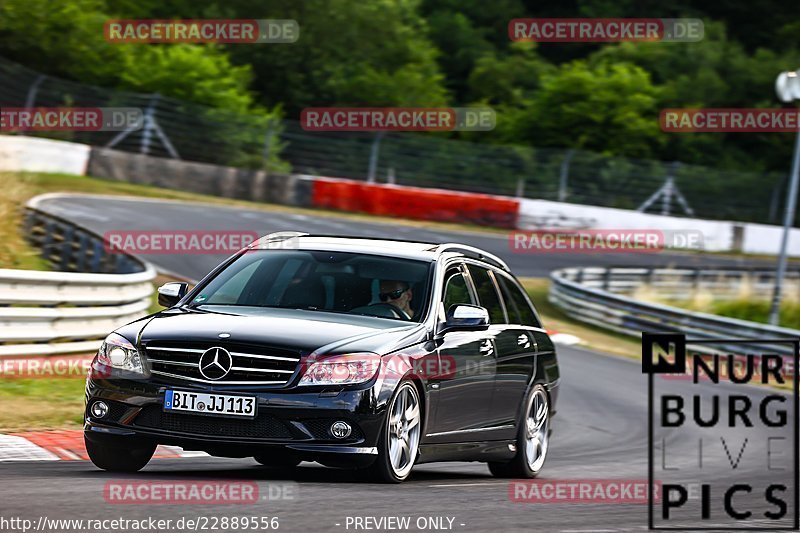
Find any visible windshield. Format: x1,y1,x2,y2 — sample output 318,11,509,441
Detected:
188,249,433,322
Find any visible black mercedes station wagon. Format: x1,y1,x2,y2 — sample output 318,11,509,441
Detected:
85,233,560,482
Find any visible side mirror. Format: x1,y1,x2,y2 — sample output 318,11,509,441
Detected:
440,304,490,333
157,282,188,308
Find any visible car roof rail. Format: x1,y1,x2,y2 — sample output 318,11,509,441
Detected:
435,243,510,271
264,231,309,241
248,231,309,248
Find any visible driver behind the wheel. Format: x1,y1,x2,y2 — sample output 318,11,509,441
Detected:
379,280,414,320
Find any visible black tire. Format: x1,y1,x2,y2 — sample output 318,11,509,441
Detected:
365,381,422,483
85,433,156,473
488,384,550,479
254,455,302,468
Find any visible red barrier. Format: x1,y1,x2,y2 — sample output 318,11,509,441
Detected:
311,178,519,228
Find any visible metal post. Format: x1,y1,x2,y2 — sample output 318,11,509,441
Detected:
660,177,673,216
558,149,574,202
263,119,275,170
768,128,800,325
367,132,384,183
19,74,47,135
141,94,160,155
769,174,786,223
660,162,680,216
515,178,525,198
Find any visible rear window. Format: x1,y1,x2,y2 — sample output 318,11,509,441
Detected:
496,275,540,327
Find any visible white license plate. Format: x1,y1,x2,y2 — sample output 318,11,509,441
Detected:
164,390,256,418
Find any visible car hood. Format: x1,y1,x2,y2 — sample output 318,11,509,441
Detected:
121,306,427,355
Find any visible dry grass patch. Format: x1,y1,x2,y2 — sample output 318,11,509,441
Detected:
0,172,48,270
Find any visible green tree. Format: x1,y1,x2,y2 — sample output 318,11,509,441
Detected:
590,22,800,170
467,42,553,106
0,0,259,113
117,45,255,113
500,61,663,158
218,0,450,111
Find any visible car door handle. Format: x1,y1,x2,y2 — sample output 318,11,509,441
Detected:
517,334,531,349
479,340,494,356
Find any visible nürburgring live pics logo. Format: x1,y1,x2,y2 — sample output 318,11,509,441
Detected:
643,332,799,530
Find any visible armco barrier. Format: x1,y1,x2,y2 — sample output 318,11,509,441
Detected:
310,177,519,228
25,198,144,274
0,196,156,357
571,266,800,301
87,147,302,205
549,266,800,361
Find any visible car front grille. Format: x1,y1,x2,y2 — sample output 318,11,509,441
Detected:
134,405,294,439
143,341,301,385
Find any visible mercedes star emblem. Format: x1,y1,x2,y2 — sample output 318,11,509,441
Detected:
198,347,233,380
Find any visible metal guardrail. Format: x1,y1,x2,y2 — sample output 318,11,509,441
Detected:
572,266,800,301
0,198,155,357
549,267,800,361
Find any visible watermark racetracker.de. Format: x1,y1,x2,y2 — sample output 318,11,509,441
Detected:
103,230,259,255
103,480,297,504
509,479,661,504
509,18,703,43
300,107,496,132
104,19,298,43
1,108,143,132
509,229,704,253
661,109,800,132
0,356,94,379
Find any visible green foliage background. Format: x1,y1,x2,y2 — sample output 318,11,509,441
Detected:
0,0,798,174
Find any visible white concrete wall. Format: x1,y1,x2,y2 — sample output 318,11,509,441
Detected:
741,222,800,256
518,198,734,251
0,135,90,175
519,198,800,255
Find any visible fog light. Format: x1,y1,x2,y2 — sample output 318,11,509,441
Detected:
330,421,352,439
90,401,109,419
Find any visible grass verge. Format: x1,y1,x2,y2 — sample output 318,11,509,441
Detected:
665,297,800,329
0,379,85,432
520,277,642,360
0,173,49,270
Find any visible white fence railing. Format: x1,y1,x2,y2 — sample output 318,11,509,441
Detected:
0,199,156,357
571,266,800,301
549,267,800,362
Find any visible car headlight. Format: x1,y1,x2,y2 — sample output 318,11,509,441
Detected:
298,353,380,386
96,333,144,374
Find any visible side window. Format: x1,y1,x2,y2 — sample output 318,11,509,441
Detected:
497,275,540,327
442,268,474,312
466,265,506,324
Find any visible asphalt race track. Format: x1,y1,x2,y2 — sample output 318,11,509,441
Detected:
2,194,795,532
36,194,787,281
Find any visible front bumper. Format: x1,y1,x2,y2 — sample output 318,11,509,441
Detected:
85,376,384,466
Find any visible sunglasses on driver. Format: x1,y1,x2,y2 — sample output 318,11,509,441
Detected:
379,288,408,301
